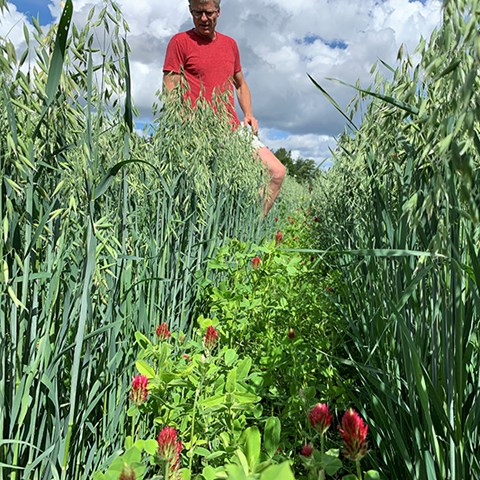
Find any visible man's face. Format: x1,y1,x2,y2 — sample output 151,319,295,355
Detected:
190,0,220,39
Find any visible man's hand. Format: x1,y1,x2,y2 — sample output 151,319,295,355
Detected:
244,115,259,136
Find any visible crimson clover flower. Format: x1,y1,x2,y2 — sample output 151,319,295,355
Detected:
308,403,332,435
300,443,314,457
204,325,218,351
129,374,148,405
251,256,261,269
119,464,136,480
157,426,182,472
275,230,283,245
155,322,171,341
338,408,368,461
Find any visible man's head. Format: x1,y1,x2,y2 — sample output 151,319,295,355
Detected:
189,0,220,8
189,0,220,40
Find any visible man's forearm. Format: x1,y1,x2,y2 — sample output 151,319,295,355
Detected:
163,73,181,92
236,83,254,118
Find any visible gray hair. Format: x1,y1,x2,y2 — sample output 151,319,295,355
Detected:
189,0,221,8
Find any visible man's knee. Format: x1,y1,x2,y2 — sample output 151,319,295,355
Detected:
257,147,286,183
273,161,286,183
270,162,286,187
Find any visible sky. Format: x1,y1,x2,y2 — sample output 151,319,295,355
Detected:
1,0,444,166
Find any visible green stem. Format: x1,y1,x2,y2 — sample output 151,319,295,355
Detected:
131,409,136,441
164,460,170,480
188,363,205,472
318,434,325,480
356,459,362,480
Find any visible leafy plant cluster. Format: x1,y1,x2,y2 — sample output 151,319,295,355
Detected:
0,2,271,478
199,216,350,441
309,0,480,478
94,210,378,480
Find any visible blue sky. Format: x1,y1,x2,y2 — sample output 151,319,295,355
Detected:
9,0,53,24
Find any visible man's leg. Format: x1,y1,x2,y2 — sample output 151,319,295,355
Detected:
255,147,286,217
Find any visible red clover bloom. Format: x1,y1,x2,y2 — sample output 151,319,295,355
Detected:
129,374,148,405
204,325,218,351
252,256,261,269
308,403,332,435
275,230,283,245
156,322,171,340
338,408,368,461
300,443,314,457
157,426,182,471
119,465,136,480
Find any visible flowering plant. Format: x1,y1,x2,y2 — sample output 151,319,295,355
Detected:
155,322,171,341
157,426,182,479
129,375,148,406
300,403,379,480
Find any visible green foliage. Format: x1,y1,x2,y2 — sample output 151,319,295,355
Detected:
198,212,350,452
94,320,297,479
134,322,263,473
310,1,480,479
93,209,366,479
93,439,153,480
0,3,271,478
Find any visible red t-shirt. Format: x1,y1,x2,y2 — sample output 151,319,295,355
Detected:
163,29,242,126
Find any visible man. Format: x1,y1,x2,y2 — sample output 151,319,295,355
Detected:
163,0,286,217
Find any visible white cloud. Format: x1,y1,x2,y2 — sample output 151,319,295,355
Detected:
3,0,444,164
0,3,29,50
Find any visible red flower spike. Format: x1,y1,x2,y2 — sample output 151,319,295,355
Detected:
252,256,261,269
119,465,136,480
155,322,171,341
275,230,283,245
338,408,369,461
308,403,332,434
157,426,182,470
300,443,314,457
129,374,148,405
204,325,218,351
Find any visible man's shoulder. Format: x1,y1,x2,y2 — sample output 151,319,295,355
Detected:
216,32,238,45
168,30,193,43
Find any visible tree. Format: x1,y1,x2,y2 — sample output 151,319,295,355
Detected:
274,148,319,184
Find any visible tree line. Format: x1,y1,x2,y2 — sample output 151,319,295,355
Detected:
274,147,319,184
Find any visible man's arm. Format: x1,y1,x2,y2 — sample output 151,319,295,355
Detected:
233,70,258,134
163,72,181,92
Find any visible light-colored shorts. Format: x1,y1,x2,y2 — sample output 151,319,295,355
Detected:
238,125,266,150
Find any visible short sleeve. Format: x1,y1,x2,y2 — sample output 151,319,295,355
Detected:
163,34,184,74
232,40,241,74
